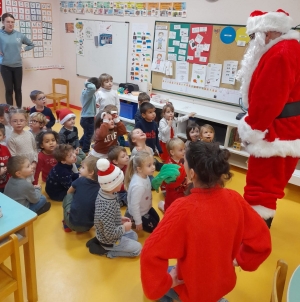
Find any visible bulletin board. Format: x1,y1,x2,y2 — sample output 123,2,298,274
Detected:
76,19,129,84
151,21,250,107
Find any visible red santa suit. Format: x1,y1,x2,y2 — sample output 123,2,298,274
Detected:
237,10,300,220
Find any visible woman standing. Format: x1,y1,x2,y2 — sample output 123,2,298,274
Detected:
0,13,34,107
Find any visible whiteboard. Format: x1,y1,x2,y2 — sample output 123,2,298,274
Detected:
76,20,129,84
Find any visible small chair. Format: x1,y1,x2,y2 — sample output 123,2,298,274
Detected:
0,234,24,302
271,259,288,302
46,78,70,110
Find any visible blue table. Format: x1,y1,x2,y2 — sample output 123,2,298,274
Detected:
287,265,300,302
0,193,38,301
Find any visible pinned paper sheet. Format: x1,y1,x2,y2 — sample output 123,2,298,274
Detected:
199,27,207,32
174,24,181,30
176,61,189,82
221,60,238,85
199,56,207,63
168,53,177,61
169,31,176,39
237,40,246,47
180,28,188,37
192,27,200,33
178,55,185,61
179,43,187,49
191,63,207,87
206,63,222,87
181,36,188,43
195,34,203,44
203,44,210,51
178,49,186,55
168,46,175,52
165,60,173,76
173,40,180,46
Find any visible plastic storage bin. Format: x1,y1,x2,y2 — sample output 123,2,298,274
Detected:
120,100,138,120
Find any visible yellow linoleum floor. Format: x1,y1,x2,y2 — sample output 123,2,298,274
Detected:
3,108,300,302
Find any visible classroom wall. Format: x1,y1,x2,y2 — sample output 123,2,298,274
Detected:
1,0,299,111
0,0,62,108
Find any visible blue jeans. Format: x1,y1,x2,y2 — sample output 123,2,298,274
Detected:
117,191,127,207
79,117,94,153
159,266,181,302
29,195,47,213
103,230,142,258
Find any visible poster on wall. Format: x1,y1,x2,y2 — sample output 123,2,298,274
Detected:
154,29,167,51
99,22,113,46
75,21,84,55
167,23,189,61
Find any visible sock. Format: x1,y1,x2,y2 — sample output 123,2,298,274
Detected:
62,220,72,232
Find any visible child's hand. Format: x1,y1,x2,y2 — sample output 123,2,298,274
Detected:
124,221,132,231
96,103,100,108
34,184,41,189
169,266,184,288
135,223,143,231
167,118,173,127
122,216,131,224
0,166,7,176
189,112,196,117
31,162,37,170
101,112,110,123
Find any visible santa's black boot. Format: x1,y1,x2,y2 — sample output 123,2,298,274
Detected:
264,217,273,229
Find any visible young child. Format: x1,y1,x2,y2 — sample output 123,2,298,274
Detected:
45,144,79,201
29,90,56,129
185,122,201,147
4,156,51,215
29,112,47,139
0,123,11,193
108,145,129,207
135,102,162,156
62,156,100,232
95,73,120,116
128,128,154,156
90,105,127,159
57,108,86,166
200,123,215,142
86,158,142,258
7,108,38,178
141,141,272,302
124,151,160,233
158,102,195,161
135,92,150,124
33,130,59,185
0,105,13,144
157,138,187,213
79,77,101,154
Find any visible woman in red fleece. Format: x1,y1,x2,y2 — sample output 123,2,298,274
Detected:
141,141,272,302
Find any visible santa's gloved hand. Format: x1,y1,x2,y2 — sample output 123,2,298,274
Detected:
151,164,180,192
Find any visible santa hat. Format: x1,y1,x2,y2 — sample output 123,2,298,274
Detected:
97,158,124,191
246,9,293,35
56,108,76,125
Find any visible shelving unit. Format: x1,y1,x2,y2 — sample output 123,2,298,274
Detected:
118,93,300,186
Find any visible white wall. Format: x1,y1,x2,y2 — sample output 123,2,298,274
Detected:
1,0,62,108
2,0,300,111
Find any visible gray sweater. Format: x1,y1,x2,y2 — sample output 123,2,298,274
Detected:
94,189,125,245
4,177,41,208
0,29,35,67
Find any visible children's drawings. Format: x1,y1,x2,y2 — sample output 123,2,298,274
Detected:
151,51,166,73
154,29,167,51
191,64,207,87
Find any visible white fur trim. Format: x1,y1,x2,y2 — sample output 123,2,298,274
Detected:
252,205,275,219
246,11,293,35
238,116,267,144
237,30,299,108
60,113,76,125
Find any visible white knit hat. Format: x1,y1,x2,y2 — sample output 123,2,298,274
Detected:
56,108,76,125
246,9,293,35
97,158,124,191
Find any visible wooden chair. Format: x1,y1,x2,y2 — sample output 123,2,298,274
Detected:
46,78,69,110
271,259,288,302
0,234,24,302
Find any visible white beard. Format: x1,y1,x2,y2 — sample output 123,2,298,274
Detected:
236,30,300,108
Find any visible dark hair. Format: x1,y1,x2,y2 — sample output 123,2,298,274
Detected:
7,155,28,177
108,145,127,162
185,141,232,188
140,102,155,114
30,90,44,101
186,123,201,141
138,92,150,104
88,77,101,90
162,102,174,117
53,144,74,162
36,130,59,150
1,13,15,30
0,123,5,136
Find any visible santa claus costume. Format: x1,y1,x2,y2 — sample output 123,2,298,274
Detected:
237,9,300,227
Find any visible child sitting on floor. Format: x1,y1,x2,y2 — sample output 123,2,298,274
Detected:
62,156,100,232
157,138,187,213
86,158,141,258
4,156,51,215
141,141,272,302
29,112,47,139
45,144,79,201
57,108,86,166
108,145,129,207
125,151,160,233
128,128,154,156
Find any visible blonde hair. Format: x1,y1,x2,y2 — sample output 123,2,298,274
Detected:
30,112,47,126
124,151,152,190
200,124,215,136
166,137,184,155
8,107,29,122
103,104,118,114
99,73,113,87
82,156,98,181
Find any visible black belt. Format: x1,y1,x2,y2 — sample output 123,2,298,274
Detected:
277,101,300,119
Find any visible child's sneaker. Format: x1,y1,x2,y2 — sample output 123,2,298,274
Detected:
158,201,165,213
62,220,72,232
